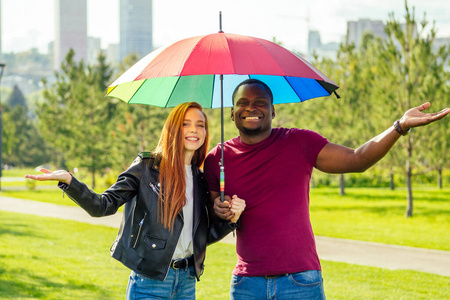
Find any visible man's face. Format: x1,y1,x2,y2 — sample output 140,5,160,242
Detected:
231,83,275,138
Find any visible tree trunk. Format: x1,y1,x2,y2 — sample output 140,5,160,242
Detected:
91,169,96,190
339,174,345,196
390,171,395,190
438,168,442,189
405,137,413,217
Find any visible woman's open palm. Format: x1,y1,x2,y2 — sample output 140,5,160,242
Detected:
24,168,72,185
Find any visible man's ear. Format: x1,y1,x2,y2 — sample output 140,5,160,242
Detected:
272,105,276,119
231,107,235,121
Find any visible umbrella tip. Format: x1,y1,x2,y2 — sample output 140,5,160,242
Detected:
219,11,224,33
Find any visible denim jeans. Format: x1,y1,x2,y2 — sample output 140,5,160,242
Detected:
127,266,196,300
230,270,325,300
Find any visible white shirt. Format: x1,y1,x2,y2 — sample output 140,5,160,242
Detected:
172,165,194,259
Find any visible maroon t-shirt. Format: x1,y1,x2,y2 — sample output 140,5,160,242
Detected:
204,127,329,276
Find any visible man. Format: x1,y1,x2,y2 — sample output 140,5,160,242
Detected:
203,79,449,300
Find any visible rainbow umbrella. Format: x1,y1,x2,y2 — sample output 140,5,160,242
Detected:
107,31,339,201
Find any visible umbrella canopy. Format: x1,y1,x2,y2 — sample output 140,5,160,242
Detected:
106,31,339,201
107,32,339,108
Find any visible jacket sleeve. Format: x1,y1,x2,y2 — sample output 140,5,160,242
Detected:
206,202,236,245
58,156,145,217
200,177,235,244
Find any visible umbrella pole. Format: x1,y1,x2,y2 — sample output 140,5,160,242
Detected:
220,74,225,202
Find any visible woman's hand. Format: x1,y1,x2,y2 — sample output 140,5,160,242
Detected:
24,168,72,185
229,195,246,224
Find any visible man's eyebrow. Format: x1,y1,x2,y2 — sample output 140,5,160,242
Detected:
237,97,269,101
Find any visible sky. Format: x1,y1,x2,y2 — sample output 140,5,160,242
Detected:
3,0,450,54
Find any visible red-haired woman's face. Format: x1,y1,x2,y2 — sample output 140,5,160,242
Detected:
183,108,206,155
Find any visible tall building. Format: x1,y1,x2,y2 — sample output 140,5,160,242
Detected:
54,0,88,70
308,30,322,55
106,44,120,67
307,30,340,60
119,0,153,62
346,19,386,48
88,37,102,65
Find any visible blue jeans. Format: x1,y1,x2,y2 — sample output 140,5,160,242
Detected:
126,266,196,300
230,270,325,300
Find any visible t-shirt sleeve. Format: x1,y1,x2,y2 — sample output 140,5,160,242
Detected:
295,129,329,166
204,147,221,192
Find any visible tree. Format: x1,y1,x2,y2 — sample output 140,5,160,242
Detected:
6,85,27,108
1,105,16,163
419,51,450,189
2,104,50,167
379,1,449,216
37,49,116,188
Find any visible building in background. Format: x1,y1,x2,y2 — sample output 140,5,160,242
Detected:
87,37,101,65
106,44,120,66
119,0,153,61
346,19,387,48
54,0,88,70
307,30,340,60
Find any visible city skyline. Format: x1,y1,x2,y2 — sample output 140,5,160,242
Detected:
2,0,450,55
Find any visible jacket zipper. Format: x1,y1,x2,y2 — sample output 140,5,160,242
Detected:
149,181,159,194
132,212,147,249
149,181,164,200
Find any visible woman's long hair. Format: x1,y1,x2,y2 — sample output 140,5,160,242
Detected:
153,102,210,230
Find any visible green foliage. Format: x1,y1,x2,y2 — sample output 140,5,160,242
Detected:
37,50,117,188
2,48,52,76
109,102,169,171
1,106,16,157
2,104,51,167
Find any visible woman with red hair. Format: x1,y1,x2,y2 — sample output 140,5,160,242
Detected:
25,102,245,299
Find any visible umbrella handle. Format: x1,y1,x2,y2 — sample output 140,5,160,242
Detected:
220,166,225,202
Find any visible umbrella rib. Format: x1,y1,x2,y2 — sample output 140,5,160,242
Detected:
179,35,210,75
162,76,181,107
281,76,304,102
126,80,147,104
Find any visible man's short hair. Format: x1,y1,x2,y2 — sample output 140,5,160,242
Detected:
232,79,274,104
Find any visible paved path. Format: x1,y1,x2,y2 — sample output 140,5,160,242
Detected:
1,195,449,277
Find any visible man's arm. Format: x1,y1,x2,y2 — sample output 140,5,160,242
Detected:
315,102,449,174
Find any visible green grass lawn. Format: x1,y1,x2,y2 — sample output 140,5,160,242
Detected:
2,189,77,206
0,211,448,299
309,187,450,250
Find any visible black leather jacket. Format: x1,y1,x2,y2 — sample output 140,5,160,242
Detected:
59,152,232,281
